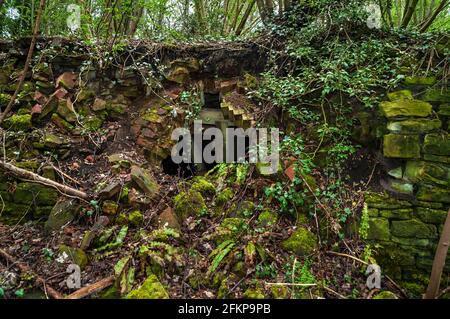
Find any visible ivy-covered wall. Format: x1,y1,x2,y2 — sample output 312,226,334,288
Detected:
365,77,449,294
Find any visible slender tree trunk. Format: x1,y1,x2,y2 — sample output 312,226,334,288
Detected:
401,0,419,27
0,0,46,124
419,0,449,31
235,0,256,36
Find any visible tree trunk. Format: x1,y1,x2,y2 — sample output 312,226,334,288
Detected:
419,0,449,32
235,0,257,36
401,0,419,28
0,0,46,124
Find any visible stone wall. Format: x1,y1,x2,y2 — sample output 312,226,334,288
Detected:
365,77,449,294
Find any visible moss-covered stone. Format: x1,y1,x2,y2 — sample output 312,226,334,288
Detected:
215,188,234,206
365,192,412,209
126,274,169,299
391,219,437,239
388,90,413,101
13,182,58,206
391,236,431,247
45,199,79,232
380,100,432,119
258,210,278,227
415,207,448,224
173,190,207,220
270,284,289,299
438,104,450,116
367,218,390,241
243,288,265,299
404,160,449,186
59,245,88,269
422,88,450,103
128,210,144,226
404,76,436,86
387,118,441,134
82,115,104,131
379,209,413,220
3,114,32,131
423,133,450,156
373,291,399,299
191,177,215,196
281,227,317,256
383,134,420,158
417,184,450,203
388,179,413,195
130,166,160,198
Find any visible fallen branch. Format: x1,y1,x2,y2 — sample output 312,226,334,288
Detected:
0,248,63,299
0,161,89,200
65,276,115,299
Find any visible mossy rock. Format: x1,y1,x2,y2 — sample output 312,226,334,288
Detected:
373,291,399,299
391,219,437,239
365,192,412,209
423,133,450,157
415,207,448,224
173,189,207,220
128,210,144,226
215,188,234,206
228,201,255,218
379,209,413,220
367,218,390,241
59,245,88,269
387,90,413,101
126,274,169,299
3,114,32,131
102,201,119,215
404,160,450,186
417,184,450,203
383,134,420,158
422,88,450,103
258,209,278,227
270,284,289,299
82,115,104,131
45,199,79,232
404,76,436,86
130,166,160,198
438,104,450,116
387,119,441,134
281,227,317,256
380,100,432,119
387,179,413,195
13,182,58,206
243,288,265,299
191,177,216,196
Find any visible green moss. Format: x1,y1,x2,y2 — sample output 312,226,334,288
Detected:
0,93,11,107
404,160,449,186
243,288,265,299
423,133,450,157
128,210,144,226
173,190,207,220
387,119,441,134
82,115,104,131
3,114,32,131
387,90,413,101
415,207,448,224
270,285,289,299
281,227,317,256
367,218,390,241
391,219,437,239
191,177,216,196
404,76,436,85
379,209,413,220
417,184,450,203
383,134,420,158
423,88,450,103
373,291,399,299
13,182,58,206
365,192,412,209
258,210,278,227
142,109,163,123
126,274,169,299
102,201,119,215
215,188,234,206
380,99,432,119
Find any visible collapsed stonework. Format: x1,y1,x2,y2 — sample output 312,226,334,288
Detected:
0,38,449,296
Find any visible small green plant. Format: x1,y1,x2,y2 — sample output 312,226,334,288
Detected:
359,203,370,240
42,248,54,262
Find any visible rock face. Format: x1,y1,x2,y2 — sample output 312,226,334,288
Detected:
45,199,79,232
365,84,450,296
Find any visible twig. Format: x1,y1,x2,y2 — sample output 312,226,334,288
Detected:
0,248,63,299
0,160,89,200
65,276,115,299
